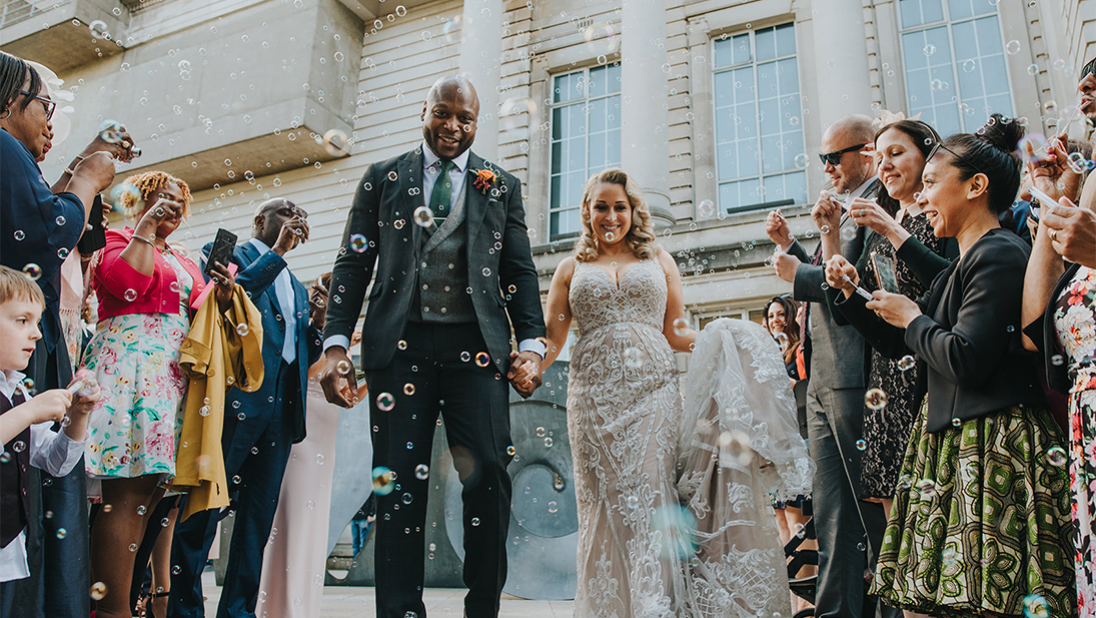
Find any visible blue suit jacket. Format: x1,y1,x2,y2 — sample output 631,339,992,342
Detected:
202,240,321,444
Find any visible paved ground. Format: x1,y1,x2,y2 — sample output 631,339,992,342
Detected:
201,572,576,617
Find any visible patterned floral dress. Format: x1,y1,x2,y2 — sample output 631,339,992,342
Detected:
84,251,193,478
1053,266,1096,618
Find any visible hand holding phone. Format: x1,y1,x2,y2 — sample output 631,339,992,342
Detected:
204,229,238,276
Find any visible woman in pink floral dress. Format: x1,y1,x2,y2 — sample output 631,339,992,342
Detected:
81,171,235,618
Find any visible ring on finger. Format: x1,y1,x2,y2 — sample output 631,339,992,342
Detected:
1048,228,1058,242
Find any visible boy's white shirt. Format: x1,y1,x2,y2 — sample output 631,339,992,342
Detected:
0,369,88,582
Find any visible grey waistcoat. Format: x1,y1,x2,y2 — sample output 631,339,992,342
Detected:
411,184,476,324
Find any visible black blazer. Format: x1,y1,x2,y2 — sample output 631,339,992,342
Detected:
831,229,1045,433
1022,262,1081,396
324,147,546,374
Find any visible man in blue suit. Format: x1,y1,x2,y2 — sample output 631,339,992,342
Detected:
168,198,323,618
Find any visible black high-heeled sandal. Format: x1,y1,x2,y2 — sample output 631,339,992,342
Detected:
146,591,170,618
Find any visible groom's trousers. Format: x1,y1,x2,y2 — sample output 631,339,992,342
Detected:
367,322,513,618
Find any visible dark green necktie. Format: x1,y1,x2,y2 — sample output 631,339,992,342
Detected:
429,160,455,222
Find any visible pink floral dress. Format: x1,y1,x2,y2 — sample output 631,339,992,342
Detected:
1053,265,1096,618
84,250,193,478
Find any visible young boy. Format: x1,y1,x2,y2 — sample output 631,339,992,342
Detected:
0,264,98,589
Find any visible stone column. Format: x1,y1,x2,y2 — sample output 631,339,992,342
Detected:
810,2,873,126
459,0,503,162
620,0,674,227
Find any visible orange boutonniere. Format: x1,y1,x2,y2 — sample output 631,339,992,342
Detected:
473,168,497,194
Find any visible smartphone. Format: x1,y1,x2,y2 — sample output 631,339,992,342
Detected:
871,253,901,294
77,195,108,255
204,228,238,276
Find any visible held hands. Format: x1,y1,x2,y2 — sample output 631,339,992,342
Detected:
507,351,543,399
811,191,843,235
273,216,310,255
765,210,793,249
824,255,859,297
320,347,359,408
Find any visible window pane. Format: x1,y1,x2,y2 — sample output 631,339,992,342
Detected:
553,72,584,103
902,27,958,134
775,23,796,57
551,208,581,237
947,0,994,20
589,63,622,98
714,33,751,68
763,171,807,206
714,24,805,213
899,0,944,28
756,27,777,62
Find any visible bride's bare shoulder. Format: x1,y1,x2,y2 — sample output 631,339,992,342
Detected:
553,256,576,282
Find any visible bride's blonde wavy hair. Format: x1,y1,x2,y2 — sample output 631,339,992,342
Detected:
574,168,658,263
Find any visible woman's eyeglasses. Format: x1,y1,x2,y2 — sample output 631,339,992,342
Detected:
20,90,56,120
818,143,868,167
927,140,988,178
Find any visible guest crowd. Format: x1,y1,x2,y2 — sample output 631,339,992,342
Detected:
0,39,1094,618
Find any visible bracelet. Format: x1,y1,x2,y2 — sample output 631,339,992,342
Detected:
129,234,155,247
62,155,86,176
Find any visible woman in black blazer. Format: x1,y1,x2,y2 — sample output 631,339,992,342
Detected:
822,114,1075,617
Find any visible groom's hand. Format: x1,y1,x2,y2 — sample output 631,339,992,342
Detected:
507,351,542,398
320,346,358,408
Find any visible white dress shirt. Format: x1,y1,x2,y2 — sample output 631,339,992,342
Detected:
842,176,878,205
0,370,88,582
249,238,298,364
323,142,545,359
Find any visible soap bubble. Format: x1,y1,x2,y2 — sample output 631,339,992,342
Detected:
1046,446,1067,467
403,383,416,396
350,234,368,252
547,501,558,513
236,323,250,336
88,20,108,39
336,360,352,375
856,439,866,451
626,495,639,509
98,118,123,143
962,59,977,72
475,352,491,367
414,464,429,480
698,199,715,217
321,129,349,156
673,317,689,336
124,288,138,302
413,206,434,227
864,388,888,411
90,582,108,600
441,16,464,45
583,22,618,55
1022,594,1048,618
922,44,936,56
915,478,936,498
22,263,42,280
897,355,916,371
376,392,395,411
372,467,397,495
794,153,810,169
1006,40,1021,55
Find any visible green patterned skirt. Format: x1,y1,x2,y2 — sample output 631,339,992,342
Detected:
869,403,1076,617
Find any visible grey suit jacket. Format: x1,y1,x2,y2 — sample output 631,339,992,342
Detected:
788,182,879,392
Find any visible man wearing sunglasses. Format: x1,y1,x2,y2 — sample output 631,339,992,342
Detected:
767,113,892,618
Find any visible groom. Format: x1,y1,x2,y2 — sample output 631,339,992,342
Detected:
319,75,546,618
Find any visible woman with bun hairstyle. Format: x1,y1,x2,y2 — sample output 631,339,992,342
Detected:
823,114,1075,616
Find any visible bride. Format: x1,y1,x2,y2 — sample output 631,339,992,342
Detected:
519,169,814,617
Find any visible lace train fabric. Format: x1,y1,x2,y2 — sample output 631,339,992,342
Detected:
677,318,815,618
566,257,813,618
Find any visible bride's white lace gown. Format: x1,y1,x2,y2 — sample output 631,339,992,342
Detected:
567,258,686,618
566,258,813,618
